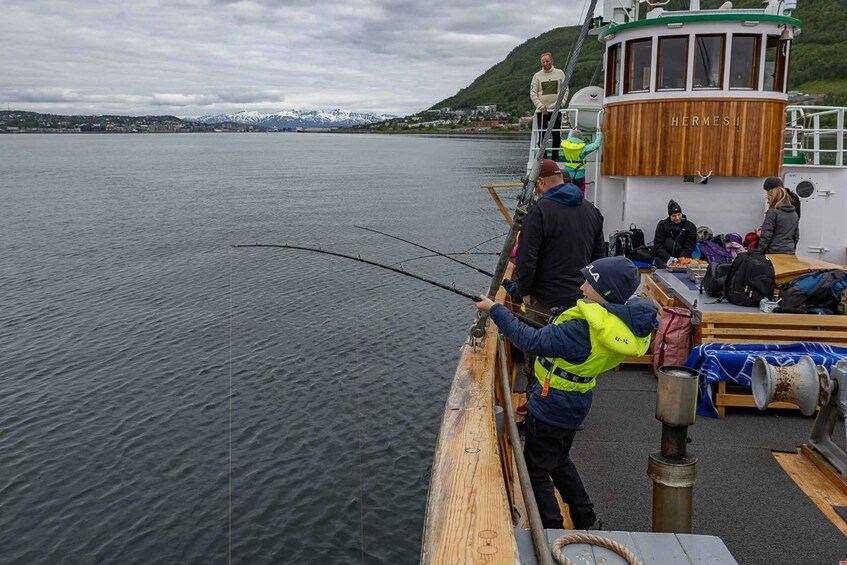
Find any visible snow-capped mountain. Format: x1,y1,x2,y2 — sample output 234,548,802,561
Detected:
190,109,396,129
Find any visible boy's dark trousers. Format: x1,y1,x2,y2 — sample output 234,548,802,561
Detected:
523,413,597,529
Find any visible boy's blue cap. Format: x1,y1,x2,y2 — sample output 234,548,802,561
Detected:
580,256,640,304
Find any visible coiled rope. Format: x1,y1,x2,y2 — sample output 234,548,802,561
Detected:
551,533,644,565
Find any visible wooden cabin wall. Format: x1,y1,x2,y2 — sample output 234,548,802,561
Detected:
603,98,786,177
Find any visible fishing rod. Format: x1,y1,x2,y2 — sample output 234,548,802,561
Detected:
354,225,494,277
231,243,544,329
470,0,599,340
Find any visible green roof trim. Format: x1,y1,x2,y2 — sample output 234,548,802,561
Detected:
598,14,802,39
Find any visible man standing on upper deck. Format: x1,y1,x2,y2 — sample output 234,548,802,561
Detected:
531,52,567,162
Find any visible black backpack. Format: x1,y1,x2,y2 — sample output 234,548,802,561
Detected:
724,250,775,306
700,262,732,298
629,223,646,249
609,230,634,258
776,269,847,314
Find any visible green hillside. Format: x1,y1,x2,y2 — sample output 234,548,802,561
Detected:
431,0,847,115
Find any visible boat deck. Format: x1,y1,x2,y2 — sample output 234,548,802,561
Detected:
551,366,847,564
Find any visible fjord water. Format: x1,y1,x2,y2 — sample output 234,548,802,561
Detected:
0,133,526,564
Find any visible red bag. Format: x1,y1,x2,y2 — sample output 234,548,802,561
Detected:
743,231,759,249
652,307,693,375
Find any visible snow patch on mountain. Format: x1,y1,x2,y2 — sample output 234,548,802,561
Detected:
190,109,396,128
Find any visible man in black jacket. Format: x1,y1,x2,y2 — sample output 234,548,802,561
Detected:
652,200,697,268
513,160,606,414
516,160,606,314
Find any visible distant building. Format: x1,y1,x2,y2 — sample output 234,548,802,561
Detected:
475,105,497,114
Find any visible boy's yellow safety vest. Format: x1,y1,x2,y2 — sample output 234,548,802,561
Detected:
534,301,651,394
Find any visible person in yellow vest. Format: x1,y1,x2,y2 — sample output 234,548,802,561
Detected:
474,256,657,530
561,128,603,195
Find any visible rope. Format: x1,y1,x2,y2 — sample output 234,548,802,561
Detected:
551,533,644,565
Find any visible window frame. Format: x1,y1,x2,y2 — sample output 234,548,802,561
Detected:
606,43,621,96
692,34,726,90
624,37,653,94
656,35,689,92
728,33,761,90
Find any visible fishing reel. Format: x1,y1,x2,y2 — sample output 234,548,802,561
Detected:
752,357,847,476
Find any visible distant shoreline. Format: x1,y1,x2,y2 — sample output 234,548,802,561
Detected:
331,128,530,140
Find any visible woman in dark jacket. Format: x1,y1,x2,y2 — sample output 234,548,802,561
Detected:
759,187,799,254
653,200,697,268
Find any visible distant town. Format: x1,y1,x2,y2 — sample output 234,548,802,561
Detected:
0,106,533,135
0,111,300,134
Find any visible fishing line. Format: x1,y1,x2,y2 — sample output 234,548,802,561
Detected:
228,247,233,565
355,225,494,277
462,231,509,254
354,306,365,564
388,252,497,268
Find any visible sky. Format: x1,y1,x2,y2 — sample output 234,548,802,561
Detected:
2,0,594,118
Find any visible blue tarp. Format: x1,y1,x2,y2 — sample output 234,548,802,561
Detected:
683,342,847,417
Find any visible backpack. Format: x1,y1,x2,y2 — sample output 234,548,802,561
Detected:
652,307,693,375
609,230,634,258
699,238,733,264
724,249,775,307
776,269,847,314
630,245,654,264
700,262,732,298
743,232,759,250
629,223,646,249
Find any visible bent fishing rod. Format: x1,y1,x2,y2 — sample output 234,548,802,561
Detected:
231,243,543,329
354,225,494,277
470,0,598,340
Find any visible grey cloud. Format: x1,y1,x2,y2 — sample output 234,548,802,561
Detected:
3,0,590,115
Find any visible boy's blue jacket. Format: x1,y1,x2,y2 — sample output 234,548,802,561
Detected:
490,297,658,428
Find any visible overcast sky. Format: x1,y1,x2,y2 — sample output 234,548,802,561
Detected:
2,0,594,117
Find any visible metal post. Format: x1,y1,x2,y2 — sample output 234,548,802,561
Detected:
648,366,699,533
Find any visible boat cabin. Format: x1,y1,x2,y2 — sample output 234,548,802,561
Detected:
529,0,847,265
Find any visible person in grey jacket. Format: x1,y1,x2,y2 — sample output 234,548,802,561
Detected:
759,187,799,254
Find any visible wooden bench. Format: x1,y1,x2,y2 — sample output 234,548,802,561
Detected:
697,311,847,415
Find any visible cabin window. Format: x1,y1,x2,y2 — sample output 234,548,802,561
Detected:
606,43,621,96
656,36,688,91
625,38,652,93
764,35,790,92
729,34,760,89
693,34,724,89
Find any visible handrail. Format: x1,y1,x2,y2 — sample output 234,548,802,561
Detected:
497,336,554,565
783,104,847,167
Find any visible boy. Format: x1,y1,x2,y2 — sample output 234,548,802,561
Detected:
474,256,657,530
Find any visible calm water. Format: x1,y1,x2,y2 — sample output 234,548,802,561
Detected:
0,133,526,564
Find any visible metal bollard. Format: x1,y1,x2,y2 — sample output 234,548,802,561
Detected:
648,366,699,533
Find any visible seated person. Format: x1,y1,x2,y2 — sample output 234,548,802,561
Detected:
653,200,697,268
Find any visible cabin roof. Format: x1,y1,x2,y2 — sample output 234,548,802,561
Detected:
598,13,801,40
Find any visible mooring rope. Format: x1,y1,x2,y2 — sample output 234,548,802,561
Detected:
551,533,643,565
